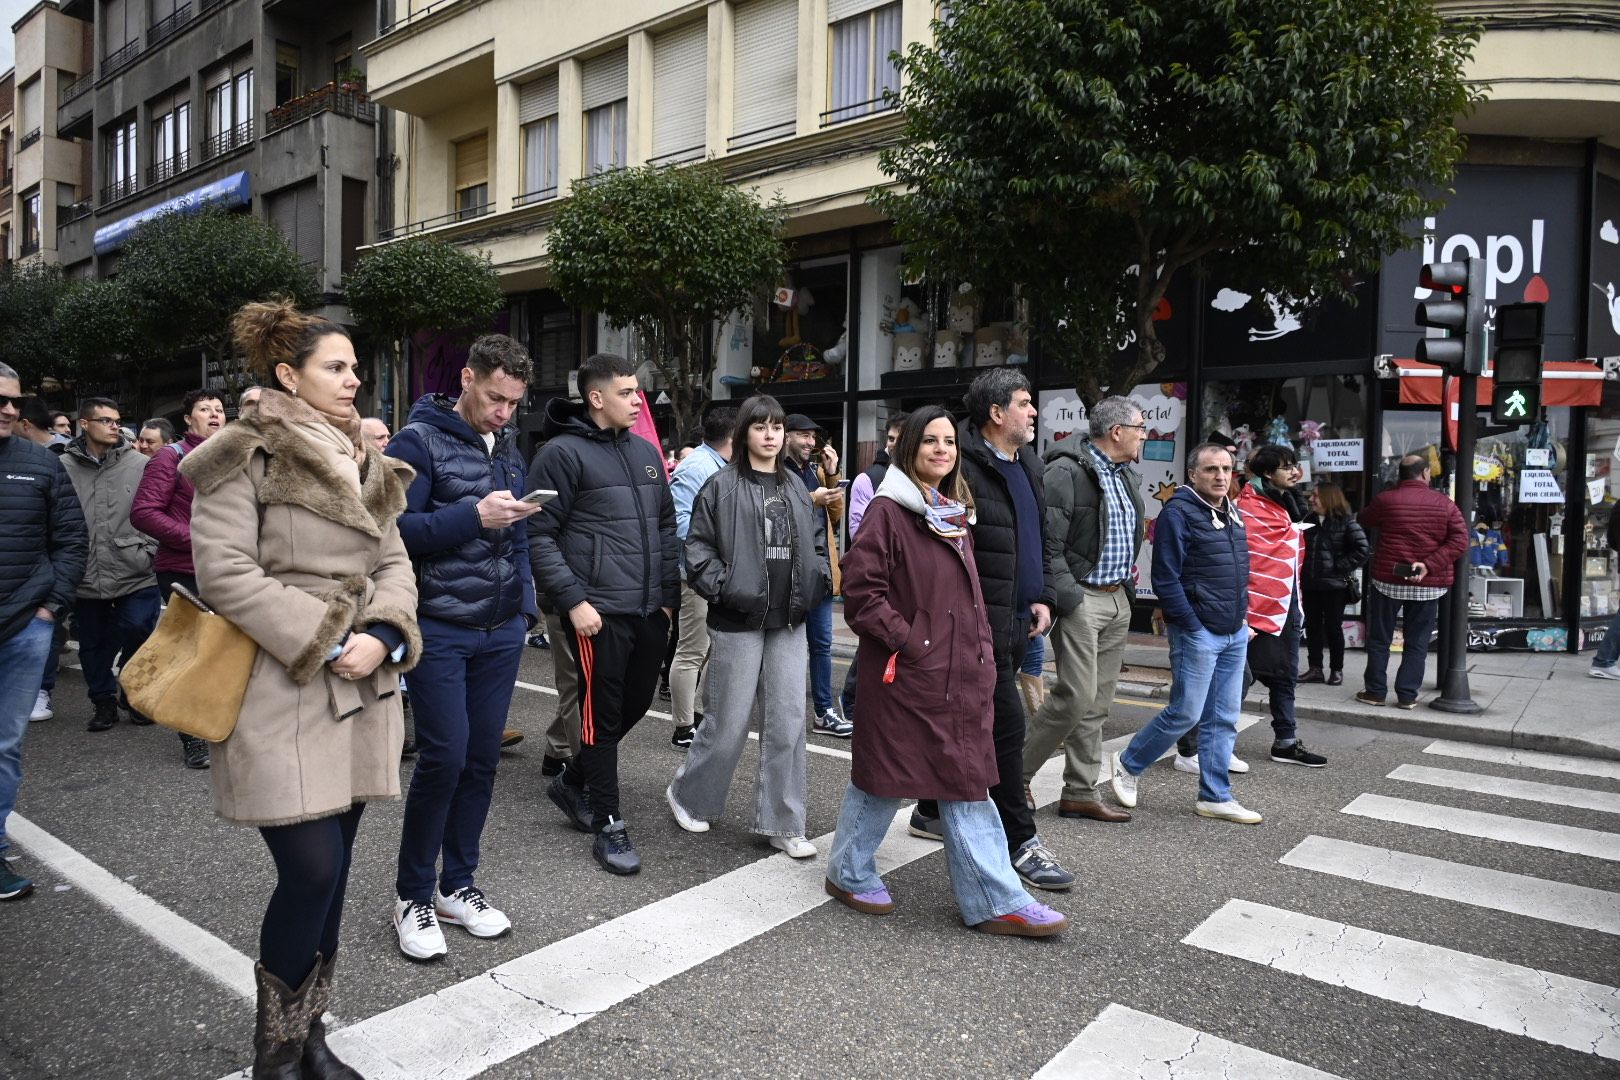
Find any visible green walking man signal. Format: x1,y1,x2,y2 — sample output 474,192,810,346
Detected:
1498,389,1530,419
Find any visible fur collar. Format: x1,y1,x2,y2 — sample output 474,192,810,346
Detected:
180,414,414,540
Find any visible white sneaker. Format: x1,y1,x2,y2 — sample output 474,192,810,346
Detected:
1109,750,1138,808
29,690,52,722
666,784,709,833
1590,667,1620,681
1194,799,1263,824
769,835,816,858
435,886,511,939
1171,751,1249,774
393,898,448,960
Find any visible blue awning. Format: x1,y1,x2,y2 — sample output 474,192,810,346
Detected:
93,171,252,255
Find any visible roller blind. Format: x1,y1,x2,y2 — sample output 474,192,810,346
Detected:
267,180,322,267
18,81,39,134
732,0,797,145
652,21,705,161
828,0,888,21
455,132,488,189
581,48,628,110
518,72,558,124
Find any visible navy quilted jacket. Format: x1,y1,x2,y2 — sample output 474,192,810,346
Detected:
386,395,537,631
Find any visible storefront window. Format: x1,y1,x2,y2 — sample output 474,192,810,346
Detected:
749,256,849,389
1580,416,1619,628
1200,374,1371,508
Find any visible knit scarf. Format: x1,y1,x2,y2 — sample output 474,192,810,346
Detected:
922,485,970,544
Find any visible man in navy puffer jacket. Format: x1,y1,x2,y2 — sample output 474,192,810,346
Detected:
1107,442,1265,825
528,353,678,875
387,335,540,960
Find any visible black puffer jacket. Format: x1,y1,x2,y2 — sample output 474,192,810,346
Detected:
387,394,538,631
0,435,88,643
955,419,1056,656
685,465,828,630
1302,512,1370,591
527,397,678,617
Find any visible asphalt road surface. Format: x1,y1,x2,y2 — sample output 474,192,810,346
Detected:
5,642,1618,1079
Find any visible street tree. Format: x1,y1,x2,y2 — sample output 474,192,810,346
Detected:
343,235,505,371
547,162,786,437
875,0,1481,403
0,262,71,390
54,278,146,392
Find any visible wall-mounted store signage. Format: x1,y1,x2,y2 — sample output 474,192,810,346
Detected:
93,172,252,254
1518,469,1565,504
1202,279,1376,367
1312,439,1364,472
1590,174,1620,359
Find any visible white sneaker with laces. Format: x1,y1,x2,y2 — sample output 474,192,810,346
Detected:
29,690,52,723
1170,751,1249,774
1109,750,1138,808
1194,799,1263,824
666,784,710,833
435,886,511,938
769,835,816,858
394,898,448,960
1590,667,1620,681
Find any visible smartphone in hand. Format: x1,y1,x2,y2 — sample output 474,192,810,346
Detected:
520,489,558,506
1392,561,1419,578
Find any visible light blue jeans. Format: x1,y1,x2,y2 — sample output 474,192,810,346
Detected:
825,782,1033,926
0,616,55,855
1120,623,1247,803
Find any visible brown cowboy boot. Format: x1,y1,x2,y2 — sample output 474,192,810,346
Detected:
302,953,364,1079
252,961,318,1080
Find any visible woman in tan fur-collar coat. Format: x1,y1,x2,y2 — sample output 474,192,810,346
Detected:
180,299,420,1080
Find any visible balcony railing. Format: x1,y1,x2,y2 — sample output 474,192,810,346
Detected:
19,238,39,257
58,199,93,227
264,85,375,136
61,72,94,103
102,40,143,78
727,120,795,152
647,144,705,167
18,128,41,151
145,152,191,185
379,202,489,241
147,2,193,46
201,119,254,161
381,0,461,33
513,186,558,208
100,177,138,205
819,96,897,127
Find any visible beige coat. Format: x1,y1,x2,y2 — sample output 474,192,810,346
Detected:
181,392,422,827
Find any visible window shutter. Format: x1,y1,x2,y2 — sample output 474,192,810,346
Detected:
828,0,888,21
518,72,558,124
19,82,39,133
732,0,797,146
581,48,628,110
294,181,322,266
455,132,488,189
652,21,705,161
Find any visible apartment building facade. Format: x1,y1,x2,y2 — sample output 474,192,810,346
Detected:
372,0,1619,650
9,1,91,265
0,69,15,266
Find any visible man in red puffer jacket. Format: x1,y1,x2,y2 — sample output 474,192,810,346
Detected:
1355,454,1469,708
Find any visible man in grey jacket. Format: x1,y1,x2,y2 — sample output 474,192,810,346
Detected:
0,363,87,899
60,397,161,735
1022,396,1147,822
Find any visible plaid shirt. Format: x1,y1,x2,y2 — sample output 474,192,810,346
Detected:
1085,442,1138,586
1373,579,1447,602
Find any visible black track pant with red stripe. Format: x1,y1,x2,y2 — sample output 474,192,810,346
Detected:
562,610,670,830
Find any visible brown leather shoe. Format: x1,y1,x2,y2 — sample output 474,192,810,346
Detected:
1058,799,1131,822
1023,783,1035,810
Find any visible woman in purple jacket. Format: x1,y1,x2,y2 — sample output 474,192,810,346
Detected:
130,388,225,769
825,406,1065,938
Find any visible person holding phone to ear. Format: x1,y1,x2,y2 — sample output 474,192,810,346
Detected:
783,415,850,738
1355,454,1468,710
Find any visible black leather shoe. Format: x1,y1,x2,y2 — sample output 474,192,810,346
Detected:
86,697,118,732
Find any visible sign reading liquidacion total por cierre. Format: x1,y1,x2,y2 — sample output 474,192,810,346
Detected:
1312,439,1365,473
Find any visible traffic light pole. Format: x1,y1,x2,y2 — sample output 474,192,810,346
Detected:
1431,373,1482,715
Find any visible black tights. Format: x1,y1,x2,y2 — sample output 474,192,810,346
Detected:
257,804,364,988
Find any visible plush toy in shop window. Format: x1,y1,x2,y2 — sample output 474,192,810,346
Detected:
1471,521,1509,573
948,285,981,334
893,331,927,372
1233,424,1255,462
933,329,962,369
1267,415,1292,447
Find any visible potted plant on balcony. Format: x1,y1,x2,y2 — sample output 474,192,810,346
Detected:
338,68,366,94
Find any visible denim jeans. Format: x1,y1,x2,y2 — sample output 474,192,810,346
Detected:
1020,632,1046,677
1592,609,1620,669
825,782,1033,926
0,616,55,856
806,596,834,712
1120,624,1248,803
1362,587,1439,703
73,586,162,700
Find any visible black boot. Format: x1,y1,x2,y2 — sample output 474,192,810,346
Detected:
181,734,211,769
302,954,363,1079
252,961,317,1080
86,696,119,732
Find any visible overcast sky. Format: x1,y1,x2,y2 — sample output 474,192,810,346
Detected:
0,0,45,74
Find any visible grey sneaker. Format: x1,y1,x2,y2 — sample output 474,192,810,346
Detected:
593,818,641,875
547,772,594,833
812,708,854,738
1012,838,1076,891
906,810,943,841
1590,666,1620,681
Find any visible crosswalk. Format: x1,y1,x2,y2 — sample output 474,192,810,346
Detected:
1036,740,1620,1077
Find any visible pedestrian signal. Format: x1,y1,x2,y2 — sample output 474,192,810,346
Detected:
1490,302,1544,427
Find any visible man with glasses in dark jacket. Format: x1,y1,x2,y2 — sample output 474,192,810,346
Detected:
0,363,88,900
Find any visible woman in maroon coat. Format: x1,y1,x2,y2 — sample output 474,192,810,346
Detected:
825,407,1065,937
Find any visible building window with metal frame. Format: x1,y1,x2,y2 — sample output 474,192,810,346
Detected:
454,132,490,221
101,117,138,204
148,91,192,185
203,63,255,160
582,48,628,176
516,72,559,206
20,188,41,255
825,1,901,126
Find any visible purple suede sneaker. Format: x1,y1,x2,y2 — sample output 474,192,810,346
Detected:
974,901,1067,937
824,879,894,914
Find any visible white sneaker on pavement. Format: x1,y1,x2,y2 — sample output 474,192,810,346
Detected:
1194,799,1263,824
1590,667,1620,681
29,690,52,722
666,784,710,833
768,835,817,858
394,898,449,960
1109,750,1138,808
435,886,512,938
1172,751,1249,774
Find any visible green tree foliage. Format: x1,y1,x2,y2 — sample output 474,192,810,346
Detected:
548,163,786,437
54,278,145,390
344,235,505,350
0,262,71,389
117,209,319,364
876,0,1482,403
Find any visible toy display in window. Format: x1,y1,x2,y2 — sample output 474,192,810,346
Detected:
947,285,980,334
972,326,1008,368
893,332,926,371
933,329,962,368
1471,521,1509,575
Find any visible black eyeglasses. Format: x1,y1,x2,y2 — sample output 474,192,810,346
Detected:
1116,423,1149,432
0,395,23,411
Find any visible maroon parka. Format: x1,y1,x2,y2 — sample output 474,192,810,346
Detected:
840,468,997,802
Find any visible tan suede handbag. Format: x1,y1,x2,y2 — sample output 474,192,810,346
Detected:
119,584,258,742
